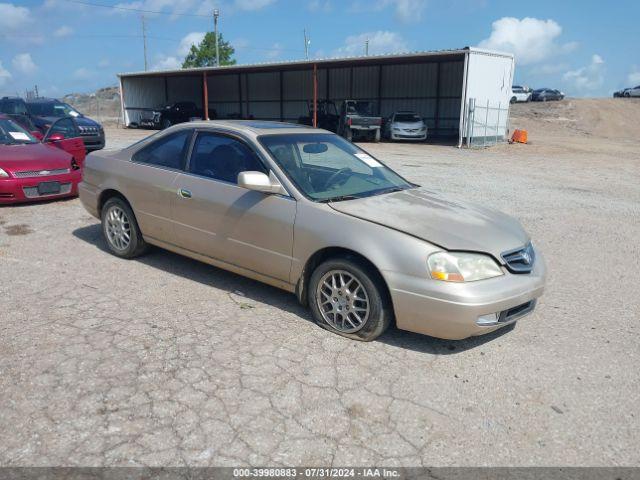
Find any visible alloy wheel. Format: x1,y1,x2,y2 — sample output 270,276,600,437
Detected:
316,269,370,333
105,205,131,251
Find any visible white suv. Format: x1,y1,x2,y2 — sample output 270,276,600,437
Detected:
510,85,532,103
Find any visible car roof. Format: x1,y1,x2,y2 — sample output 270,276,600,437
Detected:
25,97,62,104
172,120,329,136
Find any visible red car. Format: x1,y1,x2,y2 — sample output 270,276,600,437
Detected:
0,115,86,204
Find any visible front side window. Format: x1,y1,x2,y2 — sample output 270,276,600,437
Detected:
47,118,79,139
132,130,191,169
260,133,413,202
189,132,266,183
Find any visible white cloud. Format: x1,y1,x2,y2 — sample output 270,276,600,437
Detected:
350,0,426,23
98,59,111,68
12,53,37,74
335,31,408,57
0,61,12,87
0,2,31,31
178,31,206,56
308,0,331,12
265,42,283,59
563,54,605,91
628,69,640,85
152,56,182,70
478,17,577,65
73,67,95,79
54,25,73,37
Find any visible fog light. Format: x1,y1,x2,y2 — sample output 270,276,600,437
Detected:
476,312,499,326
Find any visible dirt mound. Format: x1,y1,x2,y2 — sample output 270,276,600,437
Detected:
63,86,121,126
510,98,640,141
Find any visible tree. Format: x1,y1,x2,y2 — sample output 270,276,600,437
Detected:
182,32,236,68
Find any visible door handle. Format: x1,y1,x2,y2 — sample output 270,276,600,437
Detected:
177,188,192,199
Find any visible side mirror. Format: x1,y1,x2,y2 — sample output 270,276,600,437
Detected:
47,133,65,142
238,171,286,195
31,131,44,141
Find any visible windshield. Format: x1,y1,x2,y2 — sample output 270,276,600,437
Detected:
0,118,38,145
346,101,376,116
26,102,81,118
259,133,413,202
394,113,421,122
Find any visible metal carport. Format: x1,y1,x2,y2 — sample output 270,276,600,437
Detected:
118,47,514,146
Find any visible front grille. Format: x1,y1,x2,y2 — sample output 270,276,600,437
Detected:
13,168,70,179
23,183,72,198
501,242,535,273
79,126,100,136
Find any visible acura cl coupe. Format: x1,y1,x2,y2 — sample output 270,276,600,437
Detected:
79,121,546,341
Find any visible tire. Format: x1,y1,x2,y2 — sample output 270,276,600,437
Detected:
161,118,172,129
373,129,381,143
624,92,630,98
510,96,517,104
308,257,391,341
101,197,148,259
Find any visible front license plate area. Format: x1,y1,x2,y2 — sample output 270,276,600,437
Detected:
38,181,61,195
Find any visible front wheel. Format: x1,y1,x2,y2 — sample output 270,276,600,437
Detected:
308,258,391,341
161,118,172,129
101,197,148,259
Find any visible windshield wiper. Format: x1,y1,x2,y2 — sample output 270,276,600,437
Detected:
319,194,360,203
364,186,406,197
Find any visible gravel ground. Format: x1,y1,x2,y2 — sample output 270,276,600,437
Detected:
0,117,638,467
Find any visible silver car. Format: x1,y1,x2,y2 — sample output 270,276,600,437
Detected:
384,111,427,141
79,121,545,341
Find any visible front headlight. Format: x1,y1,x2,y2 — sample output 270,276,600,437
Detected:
0,167,10,178
428,251,503,282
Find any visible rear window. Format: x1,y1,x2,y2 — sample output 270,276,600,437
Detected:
0,99,28,115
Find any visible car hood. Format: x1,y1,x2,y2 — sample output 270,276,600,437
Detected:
0,143,72,172
329,188,529,261
393,121,424,128
74,116,101,127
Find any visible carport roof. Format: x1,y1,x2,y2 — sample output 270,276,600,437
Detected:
118,47,513,78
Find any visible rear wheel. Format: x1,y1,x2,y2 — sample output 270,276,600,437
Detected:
308,258,391,341
624,92,631,98
510,96,517,104
101,197,148,259
162,118,172,129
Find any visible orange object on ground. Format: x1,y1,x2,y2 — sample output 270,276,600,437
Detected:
511,129,528,143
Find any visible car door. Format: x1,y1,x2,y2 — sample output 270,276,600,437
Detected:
171,130,296,282
126,129,193,244
632,86,640,97
43,117,86,167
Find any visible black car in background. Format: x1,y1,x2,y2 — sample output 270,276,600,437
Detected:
139,101,203,129
25,98,105,151
531,88,565,102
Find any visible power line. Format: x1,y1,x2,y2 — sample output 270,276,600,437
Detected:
63,0,211,17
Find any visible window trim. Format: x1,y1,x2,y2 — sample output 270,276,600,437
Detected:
131,129,195,172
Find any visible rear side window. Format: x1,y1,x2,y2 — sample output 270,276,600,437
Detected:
132,130,192,170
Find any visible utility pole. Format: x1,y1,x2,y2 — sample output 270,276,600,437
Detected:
365,39,369,56
304,29,310,60
213,9,220,66
34,85,39,98
141,15,148,71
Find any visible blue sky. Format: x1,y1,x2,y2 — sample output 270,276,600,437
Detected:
1,0,638,98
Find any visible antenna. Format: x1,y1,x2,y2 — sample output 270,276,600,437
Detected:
213,9,220,66
141,15,148,71
304,29,310,60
